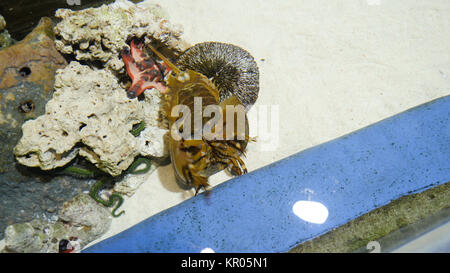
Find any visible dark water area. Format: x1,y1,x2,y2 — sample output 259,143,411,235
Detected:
0,0,118,41
0,169,95,239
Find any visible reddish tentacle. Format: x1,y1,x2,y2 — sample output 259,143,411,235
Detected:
121,40,171,98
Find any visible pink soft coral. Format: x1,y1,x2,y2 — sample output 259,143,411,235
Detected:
121,40,170,98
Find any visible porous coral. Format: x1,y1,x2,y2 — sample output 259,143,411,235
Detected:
14,61,168,176
13,0,185,179
53,0,190,72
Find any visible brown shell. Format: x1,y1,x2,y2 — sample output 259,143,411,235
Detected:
146,43,255,194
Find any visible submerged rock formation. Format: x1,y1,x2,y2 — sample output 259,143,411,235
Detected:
6,0,187,244
0,17,74,240
14,61,168,176
2,194,111,253
54,0,190,72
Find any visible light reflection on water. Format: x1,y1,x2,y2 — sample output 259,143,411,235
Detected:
200,247,215,253
292,200,329,224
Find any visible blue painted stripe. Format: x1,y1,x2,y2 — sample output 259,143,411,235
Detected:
84,96,450,253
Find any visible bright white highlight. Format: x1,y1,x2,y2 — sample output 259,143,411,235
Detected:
292,200,329,224
200,247,215,253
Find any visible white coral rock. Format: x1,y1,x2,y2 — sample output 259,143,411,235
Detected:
14,61,168,176
53,0,189,72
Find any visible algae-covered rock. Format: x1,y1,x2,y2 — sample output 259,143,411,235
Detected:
0,17,66,160
0,17,66,92
54,0,190,71
4,222,42,253
0,16,96,242
58,194,112,242
2,194,111,253
14,61,168,176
